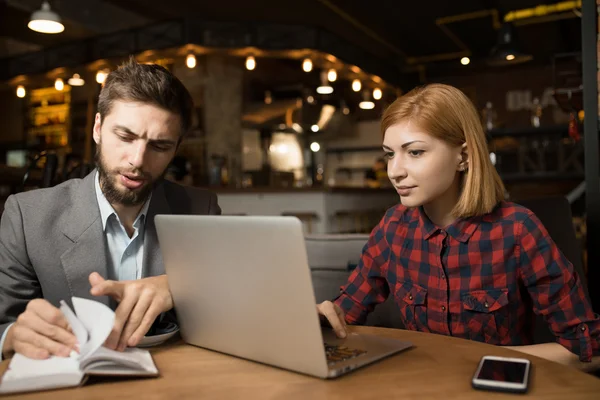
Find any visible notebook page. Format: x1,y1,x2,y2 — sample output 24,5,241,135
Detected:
59,300,88,351
81,346,158,375
71,297,115,360
0,353,83,394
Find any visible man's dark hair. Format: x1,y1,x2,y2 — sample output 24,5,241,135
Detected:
97,57,194,136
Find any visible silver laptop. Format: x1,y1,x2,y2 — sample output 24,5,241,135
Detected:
155,215,412,378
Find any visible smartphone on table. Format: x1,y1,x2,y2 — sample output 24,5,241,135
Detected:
471,355,531,393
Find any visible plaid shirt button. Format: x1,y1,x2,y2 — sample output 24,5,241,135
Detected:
484,302,489,308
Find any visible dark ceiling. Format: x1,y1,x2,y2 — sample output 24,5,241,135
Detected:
0,1,583,124
0,0,582,70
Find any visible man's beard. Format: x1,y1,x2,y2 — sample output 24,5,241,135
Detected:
95,146,160,207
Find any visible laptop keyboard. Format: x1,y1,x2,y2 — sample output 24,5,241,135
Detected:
324,343,367,366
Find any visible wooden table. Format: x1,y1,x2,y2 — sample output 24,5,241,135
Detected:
1,326,599,399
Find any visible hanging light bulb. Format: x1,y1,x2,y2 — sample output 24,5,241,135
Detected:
327,69,337,82
54,78,64,91
373,88,382,100
359,91,375,110
264,90,272,105
246,55,256,71
302,58,313,72
28,1,64,34
96,69,108,84
352,79,361,92
16,85,26,98
311,125,319,133
186,54,196,69
460,57,470,65
341,100,350,115
68,73,85,86
310,142,321,152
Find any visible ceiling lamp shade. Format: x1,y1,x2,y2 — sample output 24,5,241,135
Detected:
68,73,85,86
316,70,333,95
28,1,64,34
359,91,375,110
487,22,532,66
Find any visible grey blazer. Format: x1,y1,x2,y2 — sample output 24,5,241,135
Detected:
0,171,221,338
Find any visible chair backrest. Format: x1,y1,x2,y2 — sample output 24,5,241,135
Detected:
304,234,368,303
517,196,588,343
304,233,405,329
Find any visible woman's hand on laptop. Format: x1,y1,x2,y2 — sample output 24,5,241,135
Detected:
317,301,347,338
88,272,173,351
3,299,79,359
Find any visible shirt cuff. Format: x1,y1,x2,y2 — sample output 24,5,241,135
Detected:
576,322,593,362
0,323,14,361
334,293,370,325
558,322,594,362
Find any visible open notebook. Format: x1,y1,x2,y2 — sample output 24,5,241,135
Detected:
0,297,158,395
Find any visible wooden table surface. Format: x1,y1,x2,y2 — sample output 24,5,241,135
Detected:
1,326,599,399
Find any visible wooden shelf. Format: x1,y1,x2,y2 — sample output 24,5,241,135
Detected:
28,124,68,134
29,103,69,114
26,87,71,149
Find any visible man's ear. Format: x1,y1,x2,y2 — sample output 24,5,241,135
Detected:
458,142,469,171
92,113,102,144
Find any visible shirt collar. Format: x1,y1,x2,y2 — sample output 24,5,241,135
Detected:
417,206,480,243
95,171,152,231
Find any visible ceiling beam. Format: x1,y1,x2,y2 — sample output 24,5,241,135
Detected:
0,18,415,89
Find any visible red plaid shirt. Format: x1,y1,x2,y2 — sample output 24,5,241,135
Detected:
334,202,600,362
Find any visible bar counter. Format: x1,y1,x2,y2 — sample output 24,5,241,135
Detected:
207,185,398,234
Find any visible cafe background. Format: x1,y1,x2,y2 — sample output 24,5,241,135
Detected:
0,1,597,308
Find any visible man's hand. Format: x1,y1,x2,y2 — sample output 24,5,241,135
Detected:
317,301,347,338
3,299,78,359
89,272,173,351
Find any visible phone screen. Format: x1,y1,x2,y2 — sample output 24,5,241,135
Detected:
476,359,528,383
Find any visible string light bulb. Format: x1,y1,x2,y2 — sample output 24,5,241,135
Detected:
302,58,313,72
54,78,64,91
246,55,256,70
373,88,382,100
327,69,337,82
186,54,196,69
96,69,108,84
16,85,26,98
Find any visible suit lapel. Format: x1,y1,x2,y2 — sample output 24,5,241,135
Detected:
59,171,110,307
143,181,171,278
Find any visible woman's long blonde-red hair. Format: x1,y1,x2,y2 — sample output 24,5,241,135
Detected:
381,83,505,217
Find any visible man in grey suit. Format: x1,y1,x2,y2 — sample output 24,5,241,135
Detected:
0,58,220,360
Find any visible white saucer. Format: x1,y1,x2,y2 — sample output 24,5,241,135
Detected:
137,327,180,348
